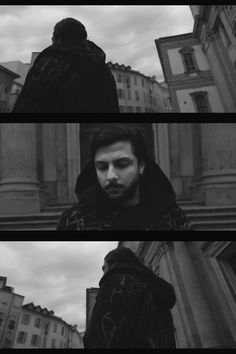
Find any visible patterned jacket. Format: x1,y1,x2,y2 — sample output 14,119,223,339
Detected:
57,159,193,231
13,40,119,112
83,264,177,348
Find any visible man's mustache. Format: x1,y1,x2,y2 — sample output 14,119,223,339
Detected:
105,183,124,190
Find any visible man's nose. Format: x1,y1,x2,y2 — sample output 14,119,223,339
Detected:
107,165,118,180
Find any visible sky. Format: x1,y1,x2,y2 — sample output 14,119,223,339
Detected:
0,5,194,81
0,241,118,332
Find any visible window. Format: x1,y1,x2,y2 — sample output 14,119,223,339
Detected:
143,92,146,103
117,89,124,99
183,53,196,72
179,47,197,73
116,73,122,83
136,106,142,113
119,105,125,112
31,334,40,347
190,91,211,113
51,338,56,348
8,319,15,330
60,341,63,348
127,89,132,100
34,317,41,328
134,77,137,85
42,336,47,348
44,321,50,335
61,326,64,335
17,331,27,344
21,313,30,325
153,97,156,106
53,323,57,333
125,76,131,88
127,106,133,112
135,91,140,101
141,79,145,88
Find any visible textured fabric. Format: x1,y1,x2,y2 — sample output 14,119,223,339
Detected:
13,40,119,113
83,264,176,348
57,158,193,230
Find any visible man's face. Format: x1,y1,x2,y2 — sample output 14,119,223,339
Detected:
102,259,110,274
95,141,145,205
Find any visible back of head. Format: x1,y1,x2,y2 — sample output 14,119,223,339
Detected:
105,247,141,268
91,124,148,163
53,18,87,44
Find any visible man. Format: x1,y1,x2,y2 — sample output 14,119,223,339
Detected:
13,18,119,112
83,247,177,348
57,124,192,230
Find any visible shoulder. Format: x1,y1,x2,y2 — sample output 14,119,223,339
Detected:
160,205,193,230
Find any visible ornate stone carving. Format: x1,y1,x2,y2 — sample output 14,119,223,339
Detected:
144,241,173,275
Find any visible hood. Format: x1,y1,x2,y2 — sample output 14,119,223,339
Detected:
99,263,176,310
35,40,106,70
75,157,177,217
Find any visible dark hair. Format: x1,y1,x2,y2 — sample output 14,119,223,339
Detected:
91,124,148,162
53,18,87,44
105,247,141,267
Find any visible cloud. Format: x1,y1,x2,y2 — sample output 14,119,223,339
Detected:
0,5,193,80
0,241,118,331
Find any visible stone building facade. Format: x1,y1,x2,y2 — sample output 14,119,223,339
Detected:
0,277,24,348
155,5,236,112
0,123,236,215
0,65,20,113
107,62,172,112
14,302,83,349
119,241,236,348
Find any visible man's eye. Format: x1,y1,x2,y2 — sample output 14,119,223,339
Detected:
116,162,129,168
97,165,107,171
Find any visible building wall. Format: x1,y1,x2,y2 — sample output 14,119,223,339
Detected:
14,306,83,348
119,241,236,348
0,278,24,348
0,65,19,113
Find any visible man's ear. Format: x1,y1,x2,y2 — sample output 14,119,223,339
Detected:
138,161,145,175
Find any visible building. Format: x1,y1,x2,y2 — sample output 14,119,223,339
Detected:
118,241,236,348
0,61,30,112
107,62,172,112
14,302,83,349
0,123,236,218
86,288,99,329
0,64,20,113
0,276,24,348
155,5,236,112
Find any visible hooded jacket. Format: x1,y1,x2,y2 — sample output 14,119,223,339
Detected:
13,40,119,112
83,262,176,348
57,158,192,230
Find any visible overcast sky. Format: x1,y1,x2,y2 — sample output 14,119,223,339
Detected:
0,5,194,81
0,241,118,332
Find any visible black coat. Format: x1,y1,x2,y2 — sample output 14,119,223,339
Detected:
13,40,119,112
83,263,176,348
57,158,193,230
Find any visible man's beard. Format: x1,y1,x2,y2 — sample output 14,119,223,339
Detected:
104,177,140,204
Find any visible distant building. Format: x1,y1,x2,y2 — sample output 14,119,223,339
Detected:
0,61,30,112
14,302,83,349
86,288,99,329
0,276,24,348
155,5,236,112
119,241,236,348
0,64,20,113
107,62,172,112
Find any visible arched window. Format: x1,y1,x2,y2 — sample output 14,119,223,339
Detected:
179,47,198,73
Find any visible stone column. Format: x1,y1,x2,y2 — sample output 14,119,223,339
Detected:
199,123,236,205
0,123,40,214
174,242,224,348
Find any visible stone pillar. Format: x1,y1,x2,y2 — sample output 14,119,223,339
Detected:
174,242,224,348
0,123,40,214
199,123,236,205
